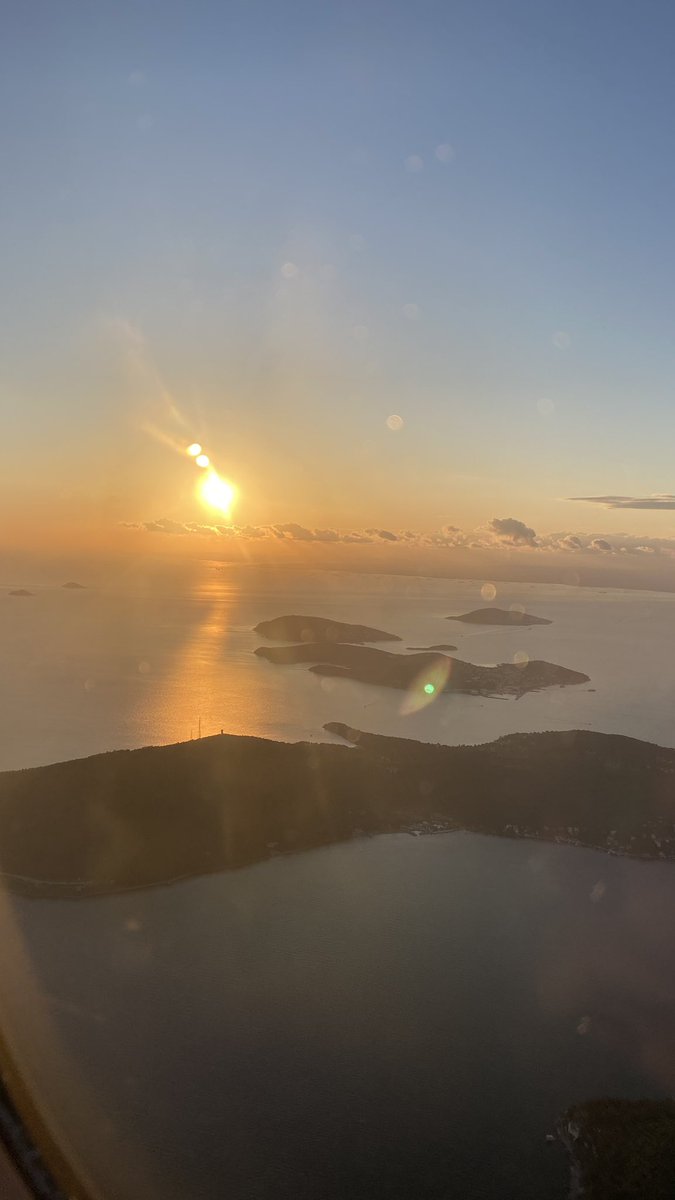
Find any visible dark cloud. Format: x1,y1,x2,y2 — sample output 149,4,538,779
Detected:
489,517,538,547
569,494,675,510
590,538,612,552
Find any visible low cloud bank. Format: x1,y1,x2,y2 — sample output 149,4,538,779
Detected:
122,515,675,560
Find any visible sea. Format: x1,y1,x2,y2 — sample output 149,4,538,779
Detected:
1,563,675,1198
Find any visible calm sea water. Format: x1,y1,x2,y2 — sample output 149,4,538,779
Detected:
2,562,675,771
2,834,675,1200
2,564,675,1198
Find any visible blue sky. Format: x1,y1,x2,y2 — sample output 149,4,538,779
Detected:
3,0,675,555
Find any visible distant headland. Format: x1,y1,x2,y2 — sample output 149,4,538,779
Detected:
407,643,458,652
1,724,674,899
8,589,33,597
62,581,86,590
448,607,552,626
254,614,400,643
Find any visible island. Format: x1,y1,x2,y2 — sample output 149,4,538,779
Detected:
447,607,552,626
558,1098,675,1198
62,581,86,590
254,641,588,697
407,643,458,652
2,724,675,899
8,589,33,597
254,615,400,643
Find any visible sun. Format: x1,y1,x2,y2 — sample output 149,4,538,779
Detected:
198,469,236,515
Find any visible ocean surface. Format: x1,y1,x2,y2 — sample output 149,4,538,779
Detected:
2,563,675,1198
3,835,675,1200
2,562,675,771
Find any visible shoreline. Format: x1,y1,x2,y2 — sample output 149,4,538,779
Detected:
1,724,675,900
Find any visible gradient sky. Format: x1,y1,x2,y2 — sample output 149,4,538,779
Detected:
4,0,675,560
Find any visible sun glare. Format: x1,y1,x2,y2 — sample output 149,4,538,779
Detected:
199,469,236,515
186,443,202,457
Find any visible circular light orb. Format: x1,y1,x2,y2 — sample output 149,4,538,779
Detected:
424,683,435,695
386,414,404,432
481,582,497,602
537,397,555,416
199,470,236,515
435,143,455,163
195,453,210,468
187,443,202,457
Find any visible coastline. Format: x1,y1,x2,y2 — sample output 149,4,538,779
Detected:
2,724,675,899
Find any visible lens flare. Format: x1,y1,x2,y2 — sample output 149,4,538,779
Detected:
199,470,236,515
187,443,202,457
400,656,451,715
196,453,210,468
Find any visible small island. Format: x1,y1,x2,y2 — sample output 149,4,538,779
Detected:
255,641,587,697
62,581,86,590
8,589,33,597
253,615,400,643
2,724,675,899
558,1098,675,1198
407,643,458,652
447,607,552,626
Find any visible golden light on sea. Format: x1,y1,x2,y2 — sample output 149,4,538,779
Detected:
198,469,236,515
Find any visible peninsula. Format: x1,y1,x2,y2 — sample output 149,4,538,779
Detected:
448,607,552,626
407,643,458,652
254,642,588,697
1,725,675,899
253,615,400,643
558,1098,675,1198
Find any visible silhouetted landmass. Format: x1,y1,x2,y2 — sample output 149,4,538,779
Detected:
2,725,675,899
407,643,458,651
448,607,552,626
254,615,400,643
558,1099,675,1198
62,581,86,590
255,641,588,697
8,589,33,597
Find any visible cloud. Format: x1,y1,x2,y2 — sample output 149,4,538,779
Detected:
273,523,315,541
366,528,399,542
143,517,191,535
122,518,675,562
342,532,374,543
489,517,538,547
237,525,266,539
569,494,675,510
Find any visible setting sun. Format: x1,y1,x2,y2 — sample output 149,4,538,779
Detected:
198,469,236,515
